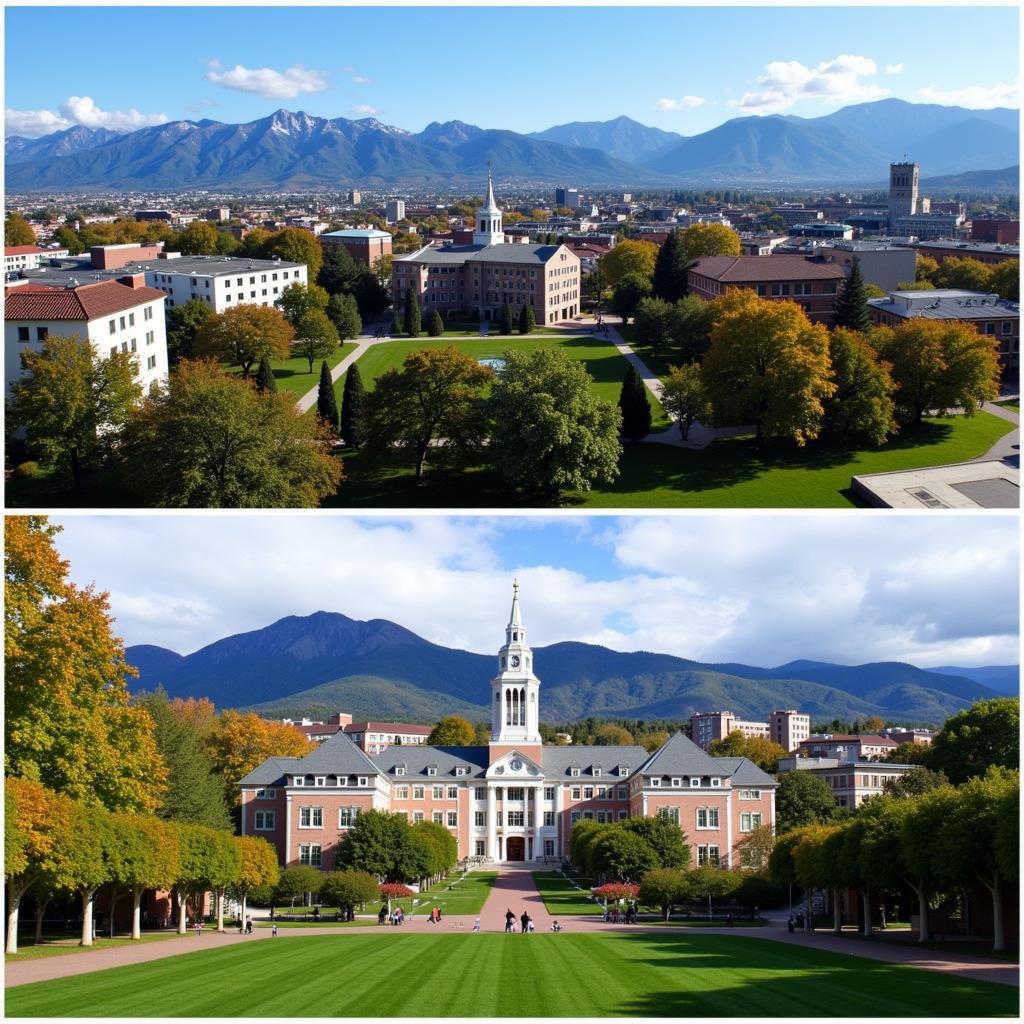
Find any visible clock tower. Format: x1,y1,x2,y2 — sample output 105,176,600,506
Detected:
489,580,542,753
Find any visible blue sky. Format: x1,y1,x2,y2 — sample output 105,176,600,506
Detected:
5,6,1020,137
46,514,1019,670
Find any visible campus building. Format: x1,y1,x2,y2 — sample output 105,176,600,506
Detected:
776,757,916,809
320,228,392,266
4,245,70,274
240,584,776,869
391,171,582,326
796,734,898,761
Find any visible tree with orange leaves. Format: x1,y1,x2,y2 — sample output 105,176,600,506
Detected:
4,517,167,814
228,835,280,924
206,710,309,808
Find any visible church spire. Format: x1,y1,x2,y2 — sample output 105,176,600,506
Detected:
508,578,522,629
474,163,503,246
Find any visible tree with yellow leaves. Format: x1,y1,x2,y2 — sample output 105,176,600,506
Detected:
599,238,658,290
701,290,835,445
229,835,281,923
4,517,167,814
206,710,310,808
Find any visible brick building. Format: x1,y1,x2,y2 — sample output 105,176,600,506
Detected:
392,171,581,326
320,228,393,266
796,734,898,761
240,584,775,869
687,255,845,324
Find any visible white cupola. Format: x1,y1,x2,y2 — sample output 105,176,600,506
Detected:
473,165,504,246
491,580,541,744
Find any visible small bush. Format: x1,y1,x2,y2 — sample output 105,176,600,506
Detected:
14,461,40,479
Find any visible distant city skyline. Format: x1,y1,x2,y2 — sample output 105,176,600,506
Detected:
5,6,1020,138
47,514,1019,669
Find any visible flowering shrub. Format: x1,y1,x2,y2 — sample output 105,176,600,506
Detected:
379,883,415,900
592,883,640,902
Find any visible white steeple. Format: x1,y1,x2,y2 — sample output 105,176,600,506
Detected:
474,163,504,246
491,579,541,744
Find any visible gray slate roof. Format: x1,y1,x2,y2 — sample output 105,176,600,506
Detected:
713,757,777,788
540,745,649,778
239,756,303,786
396,243,564,267
289,730,381,776
638,731,727,777
371,745,490,779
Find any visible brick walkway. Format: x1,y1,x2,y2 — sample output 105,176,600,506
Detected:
6,871,1017,990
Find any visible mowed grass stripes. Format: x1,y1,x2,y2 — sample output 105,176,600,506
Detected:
6,932,1017,1017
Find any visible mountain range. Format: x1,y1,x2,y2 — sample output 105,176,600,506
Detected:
124,611,1013,727
5,99,1019,190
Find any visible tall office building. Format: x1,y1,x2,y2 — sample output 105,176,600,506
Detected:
887,162,919,232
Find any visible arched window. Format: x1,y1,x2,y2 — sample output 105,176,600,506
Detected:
505,688,512,725
520,687,526,725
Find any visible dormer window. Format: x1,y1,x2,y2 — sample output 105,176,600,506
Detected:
671,777,682,788
570,767,581,778
618,766,629,777
690,777,701,788
711,777,722,788
650,777,661,787
358,776,368,787
396,766,406,776
315,776,325,787
593,767,602,777
427,766,438,777
293,777,304,786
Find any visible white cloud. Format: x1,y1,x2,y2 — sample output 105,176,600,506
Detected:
352,104,379,116
48,515,1018,675
736,54,888,114
654,96,706,111
5,96,168,138
205,62,328,99
352,75,372,85
917,80,1020,108
885,63,906,75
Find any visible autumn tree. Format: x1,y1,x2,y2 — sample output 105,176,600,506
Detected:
932,256,993,292
428,716,476,746
5,212,36,246
822,328,896,445
708,731,787,772
205,710,310,810
680,223,741,263
595,723,635,746
121,360,342,507
276,281,330,327
5,517,167,814
701,290,835,444
873,320,1000,423
832,257,872,333
106,813,180,940
618,365,652,442
489,348,621,498
260,227,323,281
193,304,294,378
340,364,365,448
228,835,280,923
8,336,141,490
988,259,1019,301
173,220,218,255
661,363,711,441
600,239,658,289
364,346,493,484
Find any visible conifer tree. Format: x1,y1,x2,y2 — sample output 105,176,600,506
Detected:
254,356,276,394
340,364,366,448
833,256,872,333
427,309,444,337
618,364,653,442
404,288,421,337
316,360,338,430
499,303,514,335
652,229,690,303
518,303,536,335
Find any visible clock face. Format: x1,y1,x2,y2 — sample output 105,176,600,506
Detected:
510,655,520,668
511,759,523,771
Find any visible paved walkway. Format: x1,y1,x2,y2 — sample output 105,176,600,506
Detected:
294,333,384,413
972,399,1019,466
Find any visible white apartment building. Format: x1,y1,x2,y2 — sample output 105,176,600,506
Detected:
777,757,917,809
768,710,811,752
5,245,70,274
5,276,169,399
386,199,406,224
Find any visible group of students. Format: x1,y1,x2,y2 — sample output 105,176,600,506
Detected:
377,905,407,926
604,902,638,924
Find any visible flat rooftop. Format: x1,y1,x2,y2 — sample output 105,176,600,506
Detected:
852,460,1019,509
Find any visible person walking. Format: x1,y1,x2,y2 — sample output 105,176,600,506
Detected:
271,923,278,938
505,909,515,934
520,911,529,934
473,917,481,933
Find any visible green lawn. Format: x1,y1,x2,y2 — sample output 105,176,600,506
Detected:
5,932,186,961
325,411,1014,509
6,932,1016,1017
615,322,676,382
226,342,358,398
352,335,673,432
532,871,601,916
996,399,1019,412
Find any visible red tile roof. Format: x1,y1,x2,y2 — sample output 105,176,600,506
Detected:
5,279,166,322
691,255,846,282
5,245,47,256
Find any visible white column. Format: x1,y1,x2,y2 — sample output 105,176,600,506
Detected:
285,792,293,865
554,783,563,858
726,789,733,869
532,785,541,861
487,786,497,861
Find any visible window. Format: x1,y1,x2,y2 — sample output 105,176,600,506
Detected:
413,811,424,823
617,786,628,800
739,789,761,800
475,811,487,827
395,786,408,799
144,306,153,321
293,777,304,786
658,807,680,825
298,844,322,867
17,326,29,342
476,840,486,856
740,812,762,833
583,786,594,799
543,787,555,801
507,787,524,801
339,807,359,828
299,807,323,828
396,766,406,776
697,845,719,867
696,807,719,829
413,786,424,800
255,788,276,799
544,840,555,856
432,786,443,800
119,316,126,330
109,320,116,335
432,811,443,824
475,787,487,801
543,811,554,826
358,777,368,787
315,776,325,787
447,786,458,799
447,811,457,828
571,787,581,800
711,778,721,788
671,777,682,788
1002,321,1012,334
593,767,602,777
146,330,154,346
507,811,524,827
129,312,135,326
570,767,581,777
147,355,157,370
36,327,48,341
650,778,661,787
689,777,701,788
254,810,275,830
427,766,438,777
823,282,838,294
570,811,582,824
